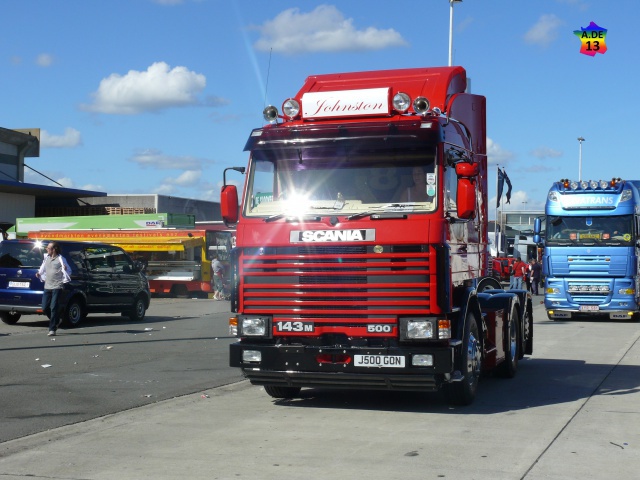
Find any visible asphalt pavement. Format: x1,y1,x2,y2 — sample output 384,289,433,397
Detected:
1,296,639,480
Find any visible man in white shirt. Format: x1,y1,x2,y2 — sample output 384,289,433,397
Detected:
36,242,71,336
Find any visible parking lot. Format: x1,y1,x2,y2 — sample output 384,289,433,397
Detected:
1,298,639,479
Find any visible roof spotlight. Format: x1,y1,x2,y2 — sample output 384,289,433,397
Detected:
282,98,300,119
392,92,411,113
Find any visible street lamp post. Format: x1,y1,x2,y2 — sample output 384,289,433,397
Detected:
577,137,585,181
449,0,463,66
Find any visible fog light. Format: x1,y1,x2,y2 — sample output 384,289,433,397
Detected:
242,350,262,363
412,354,434,367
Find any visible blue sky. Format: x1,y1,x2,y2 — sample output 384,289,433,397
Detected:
1,0,636,219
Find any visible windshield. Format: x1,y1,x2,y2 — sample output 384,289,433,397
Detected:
244,145,437,218
545,215,634,246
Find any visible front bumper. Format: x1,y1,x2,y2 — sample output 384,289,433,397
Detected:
230,342,454,392
546,308,636,320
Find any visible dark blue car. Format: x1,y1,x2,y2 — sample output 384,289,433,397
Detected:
0,240,150,327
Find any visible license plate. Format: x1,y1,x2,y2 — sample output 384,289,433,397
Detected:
579,305,600,312
8,281,30,288
353,355,405,368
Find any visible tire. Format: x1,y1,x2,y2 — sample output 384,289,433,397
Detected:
0,311,21,325
264,385,301,399
444,313,482,406
523,299,533,357
124,296,147,321
498,305,520,378
170,285,189,298
63,298,85,328
477,277,502,292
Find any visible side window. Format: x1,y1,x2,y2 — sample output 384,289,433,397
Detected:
249,159,275,210
85,247,112,272
111,248,134,274
65,248,84,273
443,164,458,214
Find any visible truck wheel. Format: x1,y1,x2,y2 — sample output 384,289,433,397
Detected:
498,306,519,378
523,299,533,357
477,277,502,292
264,385,301,399
0,311,21,325
63,298,85,328
444,313,481,406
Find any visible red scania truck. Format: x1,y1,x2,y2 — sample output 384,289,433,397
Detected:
222,66,533,405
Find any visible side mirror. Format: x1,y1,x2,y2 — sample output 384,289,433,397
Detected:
221,185,239,225
533,217,541,235
456,178,476,219
455,162,479,219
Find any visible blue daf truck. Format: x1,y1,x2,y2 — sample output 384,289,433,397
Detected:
534,178,640,321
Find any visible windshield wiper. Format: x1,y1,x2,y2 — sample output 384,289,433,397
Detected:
347,203,421,220
264,213,323,223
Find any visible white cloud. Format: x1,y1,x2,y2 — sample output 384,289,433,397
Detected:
163,169,202,187
524,14,563,47
36,53,54,67
41,128,82,148
56,177,74,188
254,5,408,54
153,184,177,195
129,148,205,170
81,62,207,114
487,138,515,165
80,184,105,192
530,146,562,159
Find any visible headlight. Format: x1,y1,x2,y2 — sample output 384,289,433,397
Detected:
408,320,433,338
240,316,270,337
619,288,635,295
400,318,434,340
546,287,560,294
